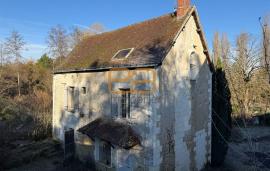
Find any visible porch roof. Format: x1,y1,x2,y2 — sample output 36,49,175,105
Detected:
77,118,140,149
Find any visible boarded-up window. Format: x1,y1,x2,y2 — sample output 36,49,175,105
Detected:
79,87,88,115
68,86,75,111
63,84,68,110
190,52,200,81
99,141,111,166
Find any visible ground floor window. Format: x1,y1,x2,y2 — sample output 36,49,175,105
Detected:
99,141,112,166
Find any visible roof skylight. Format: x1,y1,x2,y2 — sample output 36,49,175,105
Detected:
112,48,134,60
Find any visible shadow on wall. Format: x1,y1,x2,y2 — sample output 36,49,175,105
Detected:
53,74,111,140
185,58,211,171
159,48,212,170
53,70,158,169
53,76,112,168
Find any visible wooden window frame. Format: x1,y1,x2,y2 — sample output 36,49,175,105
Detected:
68,86,75,112
120,89,131,119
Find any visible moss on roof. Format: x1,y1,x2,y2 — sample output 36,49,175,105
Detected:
78,118,140,149
59,8,193,70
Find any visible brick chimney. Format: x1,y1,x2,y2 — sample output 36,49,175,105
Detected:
177,0,190,17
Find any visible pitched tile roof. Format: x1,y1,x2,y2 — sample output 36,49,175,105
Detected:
77,118,140,149
58,8,194,71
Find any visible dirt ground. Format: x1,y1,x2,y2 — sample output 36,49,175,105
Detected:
8,156,63,171
8,157,90,171
225,126,270,171
1,139,90,171
3,126,270,171
208,126,270,171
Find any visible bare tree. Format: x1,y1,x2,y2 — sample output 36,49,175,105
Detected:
259,16,270,83
4,31,26,96
212,32,232,70
70,27,84,49
213,32,221,66
47,25,69,65
234,34,260,117
0,42,3,68
219,33,262,118
0,42,4,82
220,33,231,68
234,33,261,82
70,23,106,49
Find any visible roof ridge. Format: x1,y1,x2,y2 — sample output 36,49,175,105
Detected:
83,7,194,41
84,13,175,39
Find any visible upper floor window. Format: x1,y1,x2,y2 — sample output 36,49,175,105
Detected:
79,87,88,115
120,89,131,118
81,87,87,95
190,52,200,81
66,86,87,113
68,86,75,111
112,48,134,60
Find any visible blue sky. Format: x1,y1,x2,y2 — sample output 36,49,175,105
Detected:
0,0,269,59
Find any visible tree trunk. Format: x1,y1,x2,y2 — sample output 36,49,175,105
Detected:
17,72,20,96
243,88,250,117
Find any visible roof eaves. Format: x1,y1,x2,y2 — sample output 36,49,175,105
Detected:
53,63,158,74
192,7,214,72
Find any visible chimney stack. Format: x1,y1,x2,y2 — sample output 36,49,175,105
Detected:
177,0,190,17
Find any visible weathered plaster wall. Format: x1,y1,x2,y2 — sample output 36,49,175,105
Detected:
53,72,111,167
52,13,211,171
53,69,159,170
158,15,212,171
53,72,110,142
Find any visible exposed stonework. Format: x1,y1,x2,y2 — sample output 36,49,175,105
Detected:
177,0,191,17
159,14,212,171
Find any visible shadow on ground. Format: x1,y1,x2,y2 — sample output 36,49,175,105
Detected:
1,139,91,171
204,126,270,171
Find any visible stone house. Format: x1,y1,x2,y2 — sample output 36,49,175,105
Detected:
52,0,213,170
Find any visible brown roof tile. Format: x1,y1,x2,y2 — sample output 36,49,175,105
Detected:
59,8,193,71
